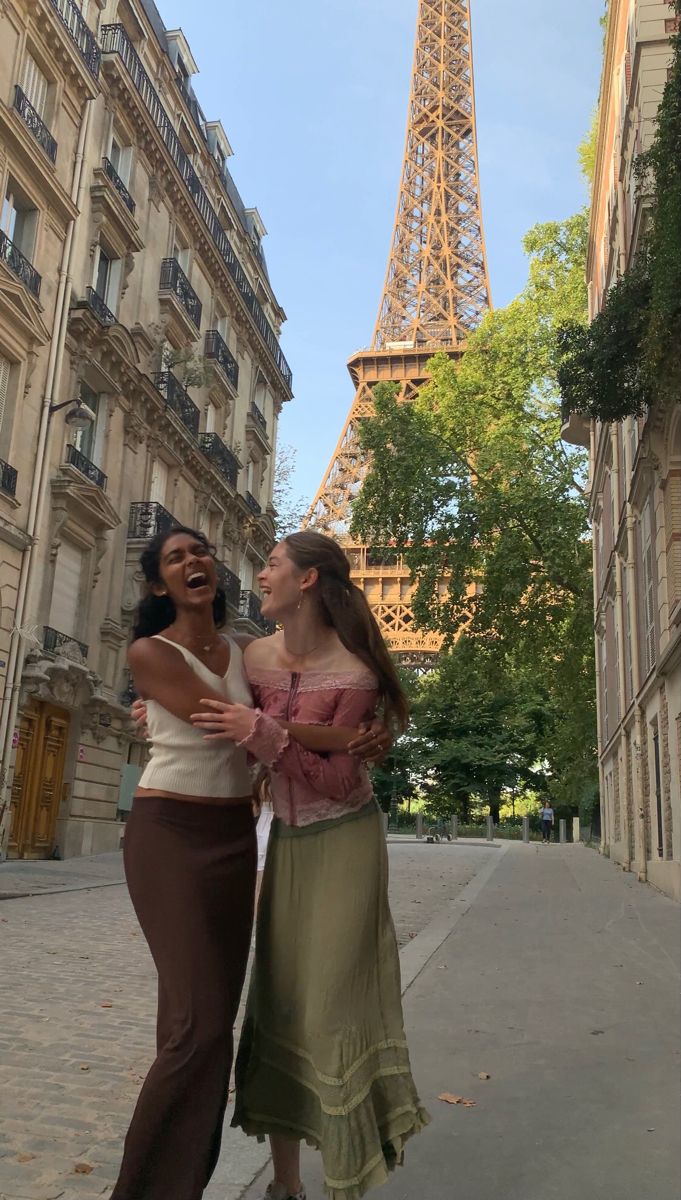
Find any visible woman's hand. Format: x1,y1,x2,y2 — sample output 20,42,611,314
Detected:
131,698,148,738
347,718,393,765
190,699,256,742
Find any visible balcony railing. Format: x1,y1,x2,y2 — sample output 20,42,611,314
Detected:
216,562,242,611
13,86,57,162
100,24,292,393
128,501,177,539
49,0,101,78
83,286,116,325
102,156,135,214
0,458,18,497
204,329,239,389
198,432,239,489
43,625,88,660
159,258,202,331
66,443,107,489
245,491,262,516
153,371,200,437
0,229,41,298
120,671,137,708
239,589,275,634
248,400,268,437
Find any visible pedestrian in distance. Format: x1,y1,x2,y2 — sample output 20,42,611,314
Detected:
540,801,555,843
188,531,430,1200
118,526,388,1200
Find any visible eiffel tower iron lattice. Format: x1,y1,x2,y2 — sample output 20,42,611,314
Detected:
306,0,491,660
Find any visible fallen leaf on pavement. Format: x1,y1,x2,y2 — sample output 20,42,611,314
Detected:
17,1153,36,1163
80,1064,90,1071
438,1093,477,1107
74,1163,94,1175
478,1072,491,1079
100,1002,113,1008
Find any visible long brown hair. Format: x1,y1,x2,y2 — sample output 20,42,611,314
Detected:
284,531,409,731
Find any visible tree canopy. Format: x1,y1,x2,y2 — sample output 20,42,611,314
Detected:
352,212,597,813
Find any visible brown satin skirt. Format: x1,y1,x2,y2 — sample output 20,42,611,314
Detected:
111,797,256,1200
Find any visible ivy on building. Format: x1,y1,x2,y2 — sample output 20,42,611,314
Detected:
557,1,681,422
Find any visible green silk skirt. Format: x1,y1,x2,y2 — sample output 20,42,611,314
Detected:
231,800,430,1199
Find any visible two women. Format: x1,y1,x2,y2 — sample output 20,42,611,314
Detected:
118,526,427,1200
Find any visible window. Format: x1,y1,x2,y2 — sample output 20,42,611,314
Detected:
150,458,169,506
21,52,49,118
108,134,132,187
216,313,229,343
93,244,122,315
600,636,608,741
205,402,217,435
172,239,190,274
641,499,656,675
73,384,105,466
0,354,10,441
2,178,38,260
49,538,85,637
623,568,634,702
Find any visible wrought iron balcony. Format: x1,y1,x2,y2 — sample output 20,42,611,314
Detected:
204,330,239,389
0,229,41,298
13,86,57,162
102,156,135,214
43,625,88,660
198,432,239,489
216,562,242,611
49,0,101,78
120,672,137,708
83,286,116,325
245,491,262,516
128,501,177,540
239,589,274,634
0,457,18,497
65,443,107,489
248,401,268,437
159,258,202,331
153,371,200,437
100,23,292,393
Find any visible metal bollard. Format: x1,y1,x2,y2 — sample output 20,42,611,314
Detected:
559,818,567,844
383,811,389,838
572,816,580,844
486,815,494,842
416,813,424,840
451,815,458,841
522,816,530,843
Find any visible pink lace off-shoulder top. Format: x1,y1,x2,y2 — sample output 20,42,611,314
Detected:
239,666,378,827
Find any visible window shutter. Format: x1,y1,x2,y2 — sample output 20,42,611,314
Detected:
49,539,84,637
641,502,656,674
150,458,168,505
0,354,10,434
21,53,48,116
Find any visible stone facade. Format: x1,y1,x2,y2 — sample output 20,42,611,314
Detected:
562,0,680,900
0,0,292,859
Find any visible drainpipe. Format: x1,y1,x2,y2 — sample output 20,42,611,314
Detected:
0,99,93,856
611,429,630,866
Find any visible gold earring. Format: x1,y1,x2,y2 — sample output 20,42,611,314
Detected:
297,592,304,611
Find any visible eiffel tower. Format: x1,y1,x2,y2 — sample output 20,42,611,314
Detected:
306,0,491,662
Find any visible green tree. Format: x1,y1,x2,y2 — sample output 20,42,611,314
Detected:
352,213,597,808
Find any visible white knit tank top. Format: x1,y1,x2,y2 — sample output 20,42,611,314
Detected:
137,635,253,798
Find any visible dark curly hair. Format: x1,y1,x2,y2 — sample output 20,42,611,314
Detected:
131,525,227,641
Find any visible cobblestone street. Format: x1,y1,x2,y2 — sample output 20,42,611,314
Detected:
0,841,495,1200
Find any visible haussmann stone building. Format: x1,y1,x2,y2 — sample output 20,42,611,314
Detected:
0,0,293,860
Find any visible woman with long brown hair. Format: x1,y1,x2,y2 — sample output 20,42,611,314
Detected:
118,527,391,1200
190,531,429,1200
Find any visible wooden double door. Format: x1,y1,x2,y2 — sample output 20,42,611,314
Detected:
8,701,69,859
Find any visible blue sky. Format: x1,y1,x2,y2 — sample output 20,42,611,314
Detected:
155,0,603,504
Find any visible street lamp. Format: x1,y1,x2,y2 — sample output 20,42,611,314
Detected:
48,397,96,431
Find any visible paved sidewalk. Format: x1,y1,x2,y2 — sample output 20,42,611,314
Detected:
0,841,494,1200
239,844,680,1200
0,855,124,899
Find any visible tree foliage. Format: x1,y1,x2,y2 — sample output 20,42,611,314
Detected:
558,2,681,419
352,213,597,810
